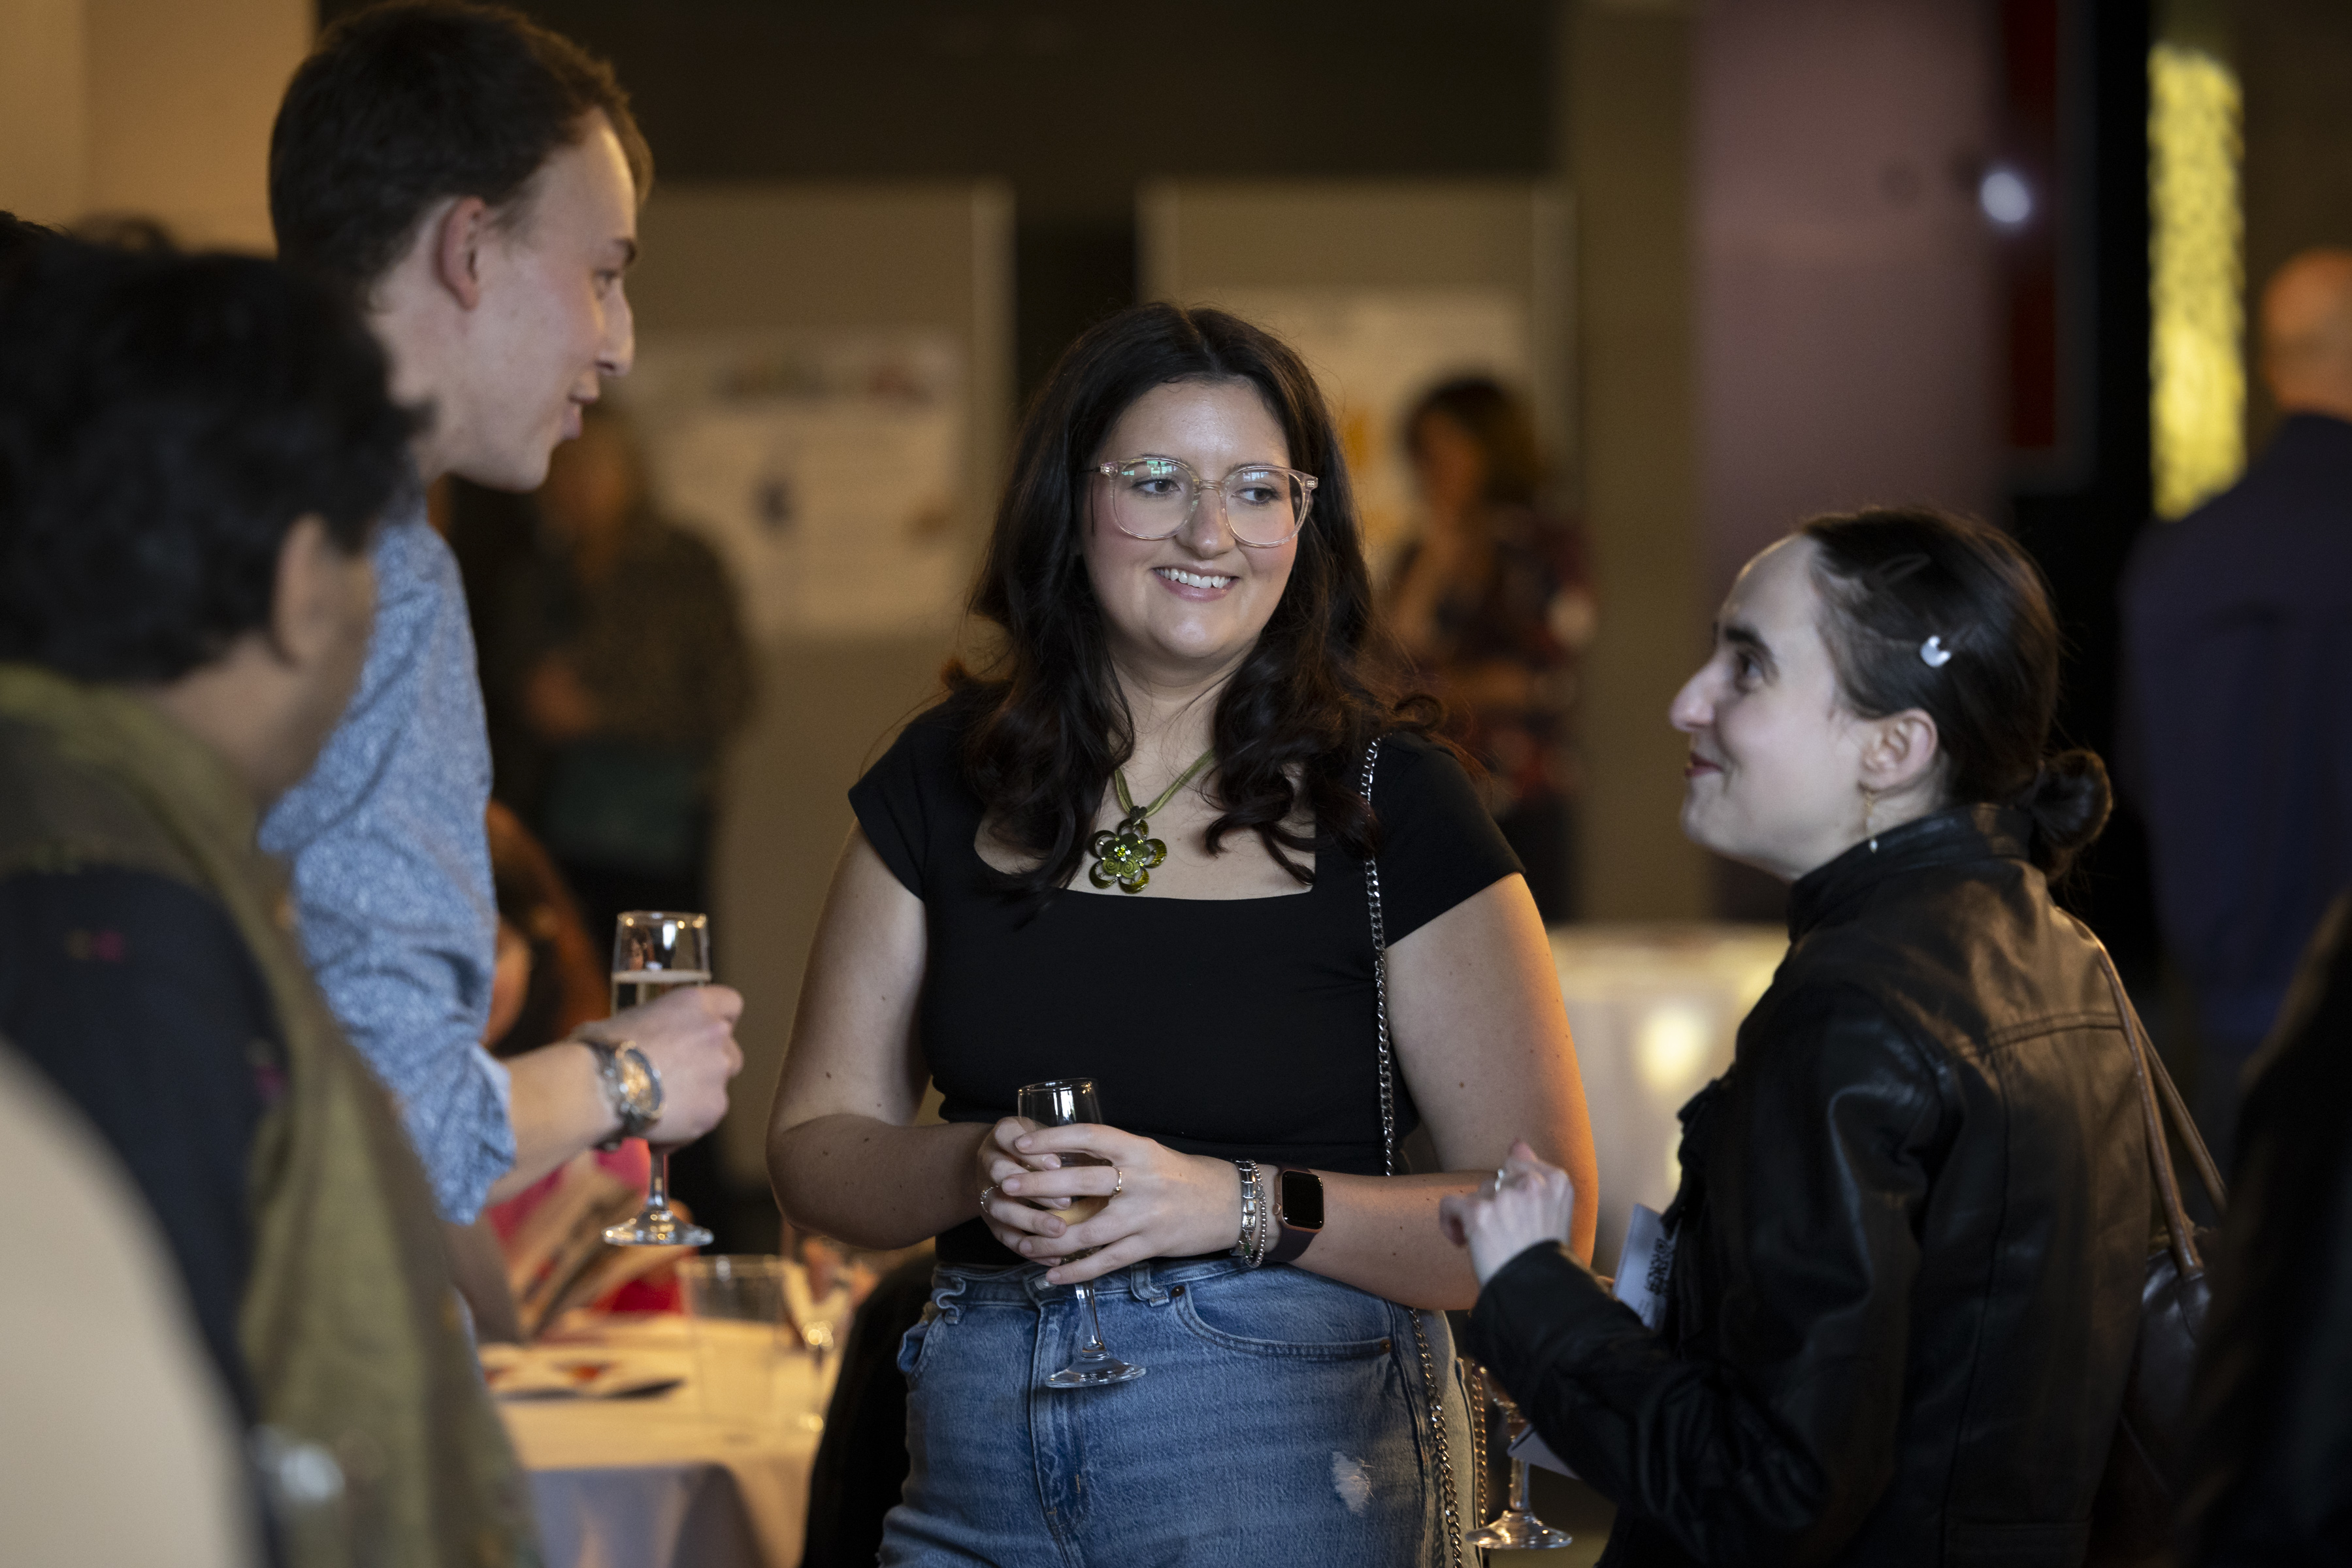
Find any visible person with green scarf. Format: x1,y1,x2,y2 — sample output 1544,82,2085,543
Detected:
0,240,535,1563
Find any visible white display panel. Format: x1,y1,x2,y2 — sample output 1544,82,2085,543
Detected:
620,329,967,640
1201,287,1531,564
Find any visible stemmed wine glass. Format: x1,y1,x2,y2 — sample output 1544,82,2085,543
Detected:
1015,1078,1144,1388
602,911,713,1248
1465,1364,1573,1551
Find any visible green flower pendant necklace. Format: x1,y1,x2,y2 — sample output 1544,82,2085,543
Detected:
1086,747,1217,893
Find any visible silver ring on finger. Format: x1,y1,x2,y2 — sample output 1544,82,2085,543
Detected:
1110,1166,1125,1198
979,1183,998,1215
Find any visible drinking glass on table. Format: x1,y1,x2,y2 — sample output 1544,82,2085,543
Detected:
785,1233,889,1430
1015,1077,1144,1388
679,1255,785,1426
603,911,713,1248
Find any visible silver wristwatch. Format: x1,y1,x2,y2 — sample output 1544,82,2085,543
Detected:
583,1038,663,1151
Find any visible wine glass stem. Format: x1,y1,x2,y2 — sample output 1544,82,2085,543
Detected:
647,1148,672,1212
1075,1281,1109,1355
1509,1456,1532,1515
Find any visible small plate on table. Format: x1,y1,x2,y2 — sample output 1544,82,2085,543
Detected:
480,1346,683,1401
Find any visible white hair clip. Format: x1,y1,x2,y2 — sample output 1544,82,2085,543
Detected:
1920,636,1953,668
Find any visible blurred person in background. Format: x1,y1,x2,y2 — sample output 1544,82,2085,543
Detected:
0,237,531,1564
2121,248,2352,1166
472,800,688,1331
2181,889,2352,1562
1443,510,2153,1565
261,0,742,1230
487,401,753,937
770,303,1596,1567
483,399,752,1240
1388,376,1595,924
486,798,611,1062
445,799,621,1341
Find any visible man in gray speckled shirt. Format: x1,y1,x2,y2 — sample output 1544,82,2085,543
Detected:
261,1,742,1223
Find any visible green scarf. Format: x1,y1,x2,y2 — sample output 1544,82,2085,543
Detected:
0,665,536,1567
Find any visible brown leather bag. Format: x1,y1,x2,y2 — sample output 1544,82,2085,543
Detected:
2084,945,2228,1567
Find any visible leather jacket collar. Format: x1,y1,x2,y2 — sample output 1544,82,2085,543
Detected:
1787,803,2035,939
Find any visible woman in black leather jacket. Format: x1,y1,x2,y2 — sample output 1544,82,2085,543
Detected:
1445,508,2154,1565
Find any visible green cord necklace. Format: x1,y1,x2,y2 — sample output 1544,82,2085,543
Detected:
1086,747,1216,893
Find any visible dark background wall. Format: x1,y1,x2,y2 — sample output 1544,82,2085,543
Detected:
2008,1,2156,975
317,0,1558,402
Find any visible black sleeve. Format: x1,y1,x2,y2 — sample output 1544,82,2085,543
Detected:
847,705,962,900
0,869,274,1422
1370,733,1524,944
1465,985,1940,1563
2187,892,2352,1563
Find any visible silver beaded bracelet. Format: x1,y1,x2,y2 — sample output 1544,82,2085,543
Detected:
1231,1159,1262,1266
1246,1166,1273,1269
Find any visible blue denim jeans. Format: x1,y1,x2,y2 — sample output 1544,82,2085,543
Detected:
881,1257,1472,1567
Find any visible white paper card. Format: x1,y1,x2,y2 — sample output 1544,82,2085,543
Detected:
1501,1210,1676,1482
1614,1201,1676,1332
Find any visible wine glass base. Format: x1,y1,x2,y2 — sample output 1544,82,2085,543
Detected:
1043,1357,1146,1388
602,1211,711,1247
1465,1512,1574,1550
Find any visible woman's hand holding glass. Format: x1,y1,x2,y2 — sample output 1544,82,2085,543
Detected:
975,1119,1244,1282
1438,1138,1579,1287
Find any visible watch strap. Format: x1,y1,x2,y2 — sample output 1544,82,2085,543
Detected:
584,1037,662,1149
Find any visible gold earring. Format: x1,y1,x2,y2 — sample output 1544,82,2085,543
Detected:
1863,786,1880,853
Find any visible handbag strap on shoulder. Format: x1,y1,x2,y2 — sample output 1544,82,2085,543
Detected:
1359,738,1396,1177
2083,934,2228,1279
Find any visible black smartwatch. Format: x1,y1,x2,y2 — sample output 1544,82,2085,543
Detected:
1266,1166,1325,1264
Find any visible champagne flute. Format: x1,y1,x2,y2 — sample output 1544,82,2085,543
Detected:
1015,1078,1144,1388
602,911,714,1248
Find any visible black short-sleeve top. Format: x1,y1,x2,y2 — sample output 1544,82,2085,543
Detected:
849,704,1522,1265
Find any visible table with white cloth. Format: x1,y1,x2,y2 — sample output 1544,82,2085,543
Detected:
490,1313,831,1568
1550,923,1786,1279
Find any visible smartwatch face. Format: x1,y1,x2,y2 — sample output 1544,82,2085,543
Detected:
1279,1168,1325,1230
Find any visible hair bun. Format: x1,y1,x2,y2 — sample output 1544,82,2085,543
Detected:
2018,749,2112,875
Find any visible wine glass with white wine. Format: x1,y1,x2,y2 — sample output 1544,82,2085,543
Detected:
1016,1078,1143,1388
602,910,713,1248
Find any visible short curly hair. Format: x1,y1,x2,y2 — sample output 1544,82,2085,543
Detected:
0,240,417,681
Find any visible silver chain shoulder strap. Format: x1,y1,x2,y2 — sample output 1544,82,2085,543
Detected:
1361,741,1399,1178
1359,739,1465,1568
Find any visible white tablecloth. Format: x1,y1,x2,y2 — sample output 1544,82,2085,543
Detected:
1551,923,1786,1277
495,1315,826,1568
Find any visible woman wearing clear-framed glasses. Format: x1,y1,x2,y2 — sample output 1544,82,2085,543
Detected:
768,302,1596,1567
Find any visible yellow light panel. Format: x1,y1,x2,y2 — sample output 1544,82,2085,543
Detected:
2149,42,2245,520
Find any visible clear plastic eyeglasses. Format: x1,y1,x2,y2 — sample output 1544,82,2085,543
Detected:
1092,456,1318,548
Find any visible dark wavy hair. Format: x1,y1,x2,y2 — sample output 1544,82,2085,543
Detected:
272,0,651,302
0,239,417,681
1799,507,2111,876
945,303,1437,892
